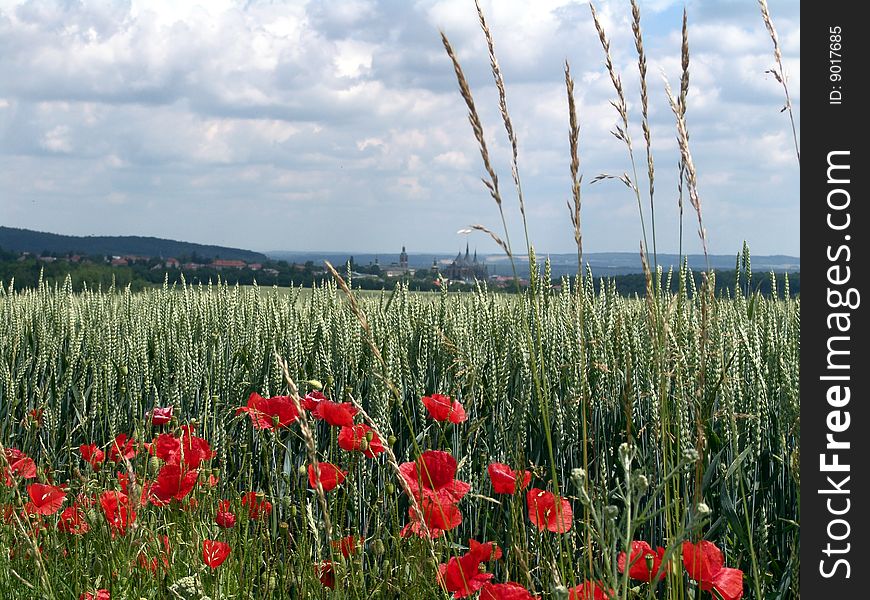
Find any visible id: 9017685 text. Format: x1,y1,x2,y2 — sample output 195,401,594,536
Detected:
829,26,843,105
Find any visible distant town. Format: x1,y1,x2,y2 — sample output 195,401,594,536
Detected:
0,243,529,293
0,246,801,298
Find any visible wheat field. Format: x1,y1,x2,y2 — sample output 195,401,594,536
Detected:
0,264,799,598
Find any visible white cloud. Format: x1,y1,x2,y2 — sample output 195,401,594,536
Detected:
0,0,800,256
41,125,72,153
433,150,471,169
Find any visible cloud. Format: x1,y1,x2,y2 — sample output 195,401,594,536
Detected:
0,0,799,256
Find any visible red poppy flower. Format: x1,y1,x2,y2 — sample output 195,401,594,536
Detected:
109,434,137,463
308,462,348,492
3,448,36,486
311,399,358,428
149,433,180,462
236,392,299,430
25,483,66,516
569,581,614,600
202,539,231,568
136,535,171,574
147,406,173,425
422,393,467,424
480,582,539,600
487,463,532,494
618,541,666,582
79,444,105,470
401,497,463,538
241,491,272,519
79,590,110,600
150,464,199,505
682,540,744,600
207,473,219,487
137,552,163,575
5,447,24,462
116,471,131,495
29,408,44,427
437,546,494,598
100,490,136,535
216,500,236,528
399,450,471,505
58,504,89,535
179,428,216,468
302,390,328,411
468,539,503,562
338,424,386,458
332,535,360,557
148,429,214,469
527,488,573,533
317,560,335,588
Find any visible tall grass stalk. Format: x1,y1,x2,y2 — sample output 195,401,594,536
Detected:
757,0,800,164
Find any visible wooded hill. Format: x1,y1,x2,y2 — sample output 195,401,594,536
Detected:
0,227,267,262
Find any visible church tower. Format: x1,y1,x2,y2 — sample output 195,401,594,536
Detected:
399,246,408,270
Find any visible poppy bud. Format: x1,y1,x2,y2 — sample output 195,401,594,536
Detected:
372,539,385,556
120,365,128,376
618,442,634,469
281,496,292,509
387,435,397,446
365,430,374,443
696,502,711,517
148,456,162,474
297,464,307,476
326,375,334,387
553,586,569,600
645,552,655,574
382,560,391,573
290,506,298,517
385,483,395,496
604,505,619,520
633,473,649,494
359,439,369,452
307,380,323,390
570,468,586,490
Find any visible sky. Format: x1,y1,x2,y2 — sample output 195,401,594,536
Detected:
0,0,799,256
